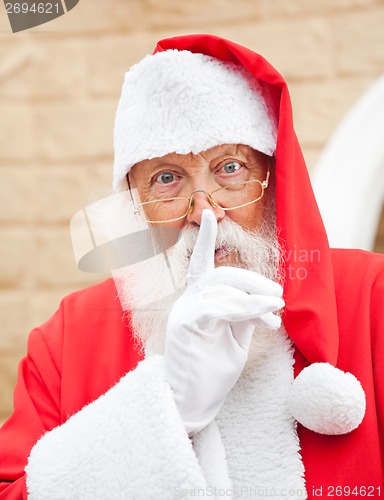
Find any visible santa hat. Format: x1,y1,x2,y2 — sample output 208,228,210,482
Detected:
112,39,366,436
113,49,277,190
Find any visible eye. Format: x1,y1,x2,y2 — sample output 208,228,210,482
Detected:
155,172,176,185
222,161,242,174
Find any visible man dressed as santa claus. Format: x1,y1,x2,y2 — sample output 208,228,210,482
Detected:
0,34,383,500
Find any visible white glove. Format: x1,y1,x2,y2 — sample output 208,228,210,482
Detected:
164,210,285,436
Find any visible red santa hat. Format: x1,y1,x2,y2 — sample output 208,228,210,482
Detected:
112,35,366,436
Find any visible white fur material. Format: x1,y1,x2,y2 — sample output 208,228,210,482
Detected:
24,329,308,500
288,362,366,435
192,421,233,496
25,356,208,500
113,49,277,190
215,327,307,499
25,328,311,500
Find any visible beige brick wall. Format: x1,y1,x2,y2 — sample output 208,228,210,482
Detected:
1,0,384,424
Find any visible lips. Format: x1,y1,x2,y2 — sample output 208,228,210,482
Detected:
214,246,230,261
186,245,231,262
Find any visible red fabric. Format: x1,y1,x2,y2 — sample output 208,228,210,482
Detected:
0,267,383,497
0,34,383,498
298,249,384,494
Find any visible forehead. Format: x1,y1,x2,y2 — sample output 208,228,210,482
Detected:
131,144,258,176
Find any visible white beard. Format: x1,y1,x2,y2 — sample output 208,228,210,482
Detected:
114,213,283,355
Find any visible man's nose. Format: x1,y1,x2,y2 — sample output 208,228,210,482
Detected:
186,190,225,226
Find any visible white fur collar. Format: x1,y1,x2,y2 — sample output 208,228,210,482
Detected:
195,327,307,499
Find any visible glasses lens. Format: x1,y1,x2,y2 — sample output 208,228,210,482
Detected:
138,197,190,223
212,180,264,209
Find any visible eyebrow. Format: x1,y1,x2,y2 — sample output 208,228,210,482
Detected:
209,147,250,163
133,145,252,179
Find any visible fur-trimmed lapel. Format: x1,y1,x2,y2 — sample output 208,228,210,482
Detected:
195,328,307,499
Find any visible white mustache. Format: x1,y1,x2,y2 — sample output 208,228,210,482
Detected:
176,217,256,255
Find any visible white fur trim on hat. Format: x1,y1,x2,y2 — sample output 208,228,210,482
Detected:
288,362,366,435
113,49,277,190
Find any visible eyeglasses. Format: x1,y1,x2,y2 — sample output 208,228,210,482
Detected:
127,170,270,224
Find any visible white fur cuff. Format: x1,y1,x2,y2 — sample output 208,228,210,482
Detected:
25,356,207,500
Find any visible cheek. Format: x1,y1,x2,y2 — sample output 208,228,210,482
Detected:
135,185,151,204
225,201,265,231
152,219,185,230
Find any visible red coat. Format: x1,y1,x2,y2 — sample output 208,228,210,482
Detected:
0,34,384,498
1,249,384,499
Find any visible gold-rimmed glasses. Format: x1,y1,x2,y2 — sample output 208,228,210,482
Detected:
127,170,270,224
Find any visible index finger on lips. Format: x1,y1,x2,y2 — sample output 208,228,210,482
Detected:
187,210,217,286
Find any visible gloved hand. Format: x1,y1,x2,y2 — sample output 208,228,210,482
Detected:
164,210,285,436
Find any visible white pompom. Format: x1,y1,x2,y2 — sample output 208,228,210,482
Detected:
288,363,366,435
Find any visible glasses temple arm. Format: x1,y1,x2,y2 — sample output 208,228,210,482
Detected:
126,173,140,215
262,166,271,188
